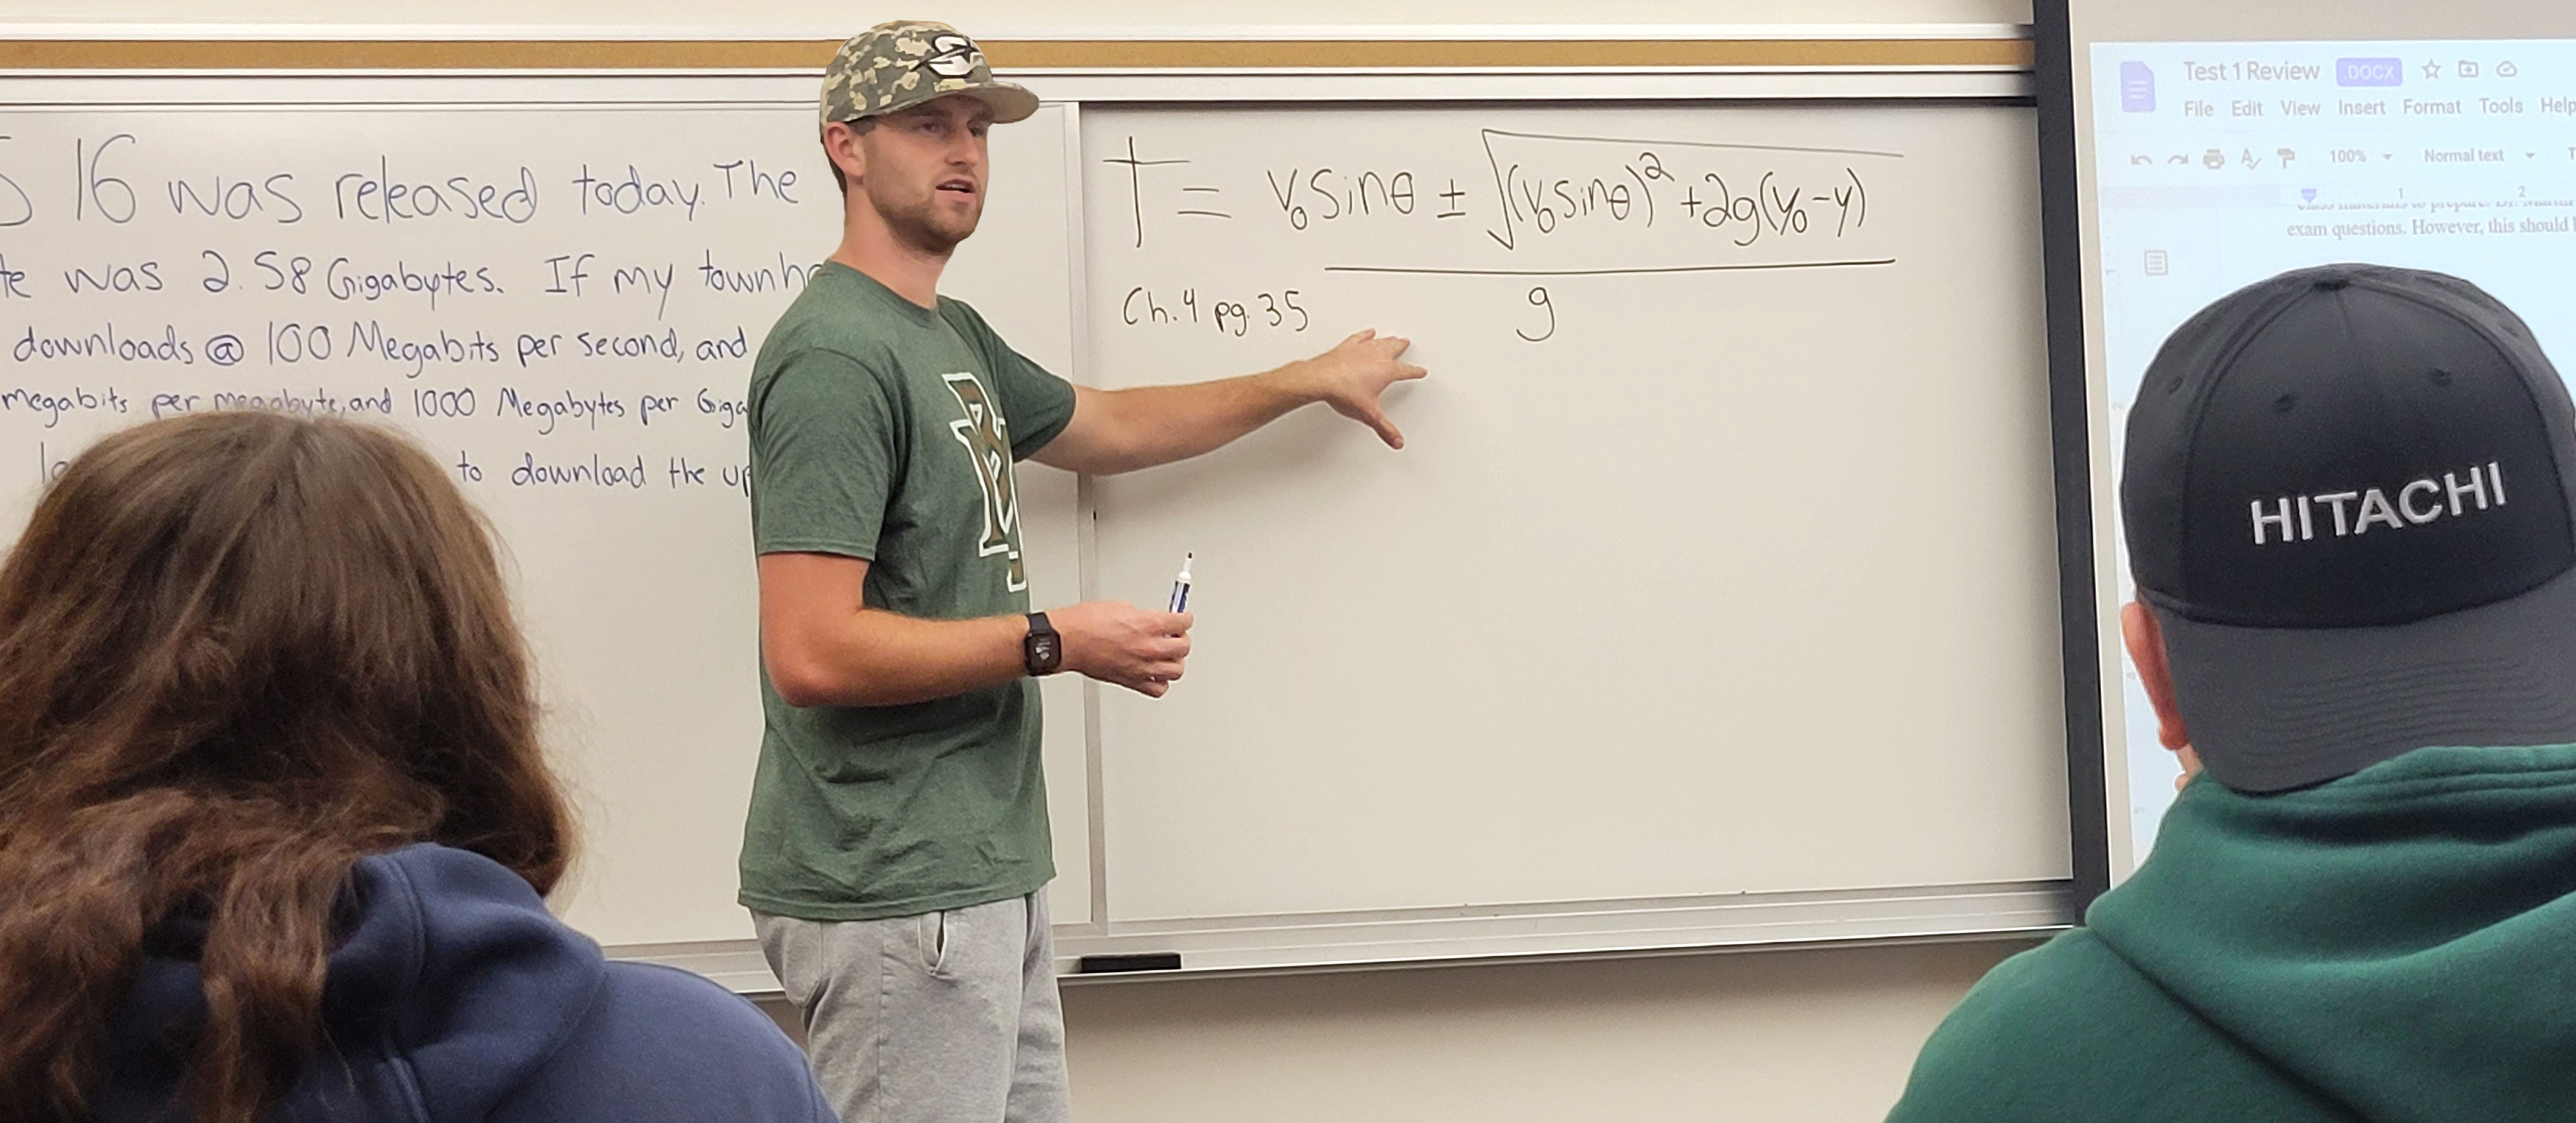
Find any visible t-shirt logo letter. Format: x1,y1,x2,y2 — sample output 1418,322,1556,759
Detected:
943,372,1025,591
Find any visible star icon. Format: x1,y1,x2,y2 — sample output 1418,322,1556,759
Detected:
2424,60,2443,80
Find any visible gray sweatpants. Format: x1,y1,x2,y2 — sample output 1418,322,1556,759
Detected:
755,891,1069,1123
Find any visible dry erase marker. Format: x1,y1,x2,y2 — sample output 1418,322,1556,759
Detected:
1167,553,1194,613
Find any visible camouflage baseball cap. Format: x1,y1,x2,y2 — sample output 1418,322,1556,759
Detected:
819,21,1038,126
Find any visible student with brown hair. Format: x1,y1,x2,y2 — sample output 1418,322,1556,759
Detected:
0,412,834,1123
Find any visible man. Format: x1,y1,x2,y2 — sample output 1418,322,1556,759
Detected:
738,21,1426,1123
1886,263,2576,1121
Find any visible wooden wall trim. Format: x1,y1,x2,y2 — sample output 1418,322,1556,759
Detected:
0,37,2033,72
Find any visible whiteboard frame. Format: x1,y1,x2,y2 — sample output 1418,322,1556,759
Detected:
2029,1,2125,888
651,881,2071,992
0,40,2105,990
1041,72,2091,985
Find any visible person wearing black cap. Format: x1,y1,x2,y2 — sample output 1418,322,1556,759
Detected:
1886,263,2576,1122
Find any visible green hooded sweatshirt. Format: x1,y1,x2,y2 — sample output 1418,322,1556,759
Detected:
1887,743,2576,1123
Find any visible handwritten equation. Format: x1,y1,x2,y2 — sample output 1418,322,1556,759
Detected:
1097,125,1901,341
1105,129,1887,258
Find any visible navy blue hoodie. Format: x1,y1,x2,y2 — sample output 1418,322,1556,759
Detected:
92,843,837,1123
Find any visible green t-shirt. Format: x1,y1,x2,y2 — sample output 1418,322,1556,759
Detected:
737,262,1077,921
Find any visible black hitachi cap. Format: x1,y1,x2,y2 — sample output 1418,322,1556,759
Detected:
2122,264,2576,791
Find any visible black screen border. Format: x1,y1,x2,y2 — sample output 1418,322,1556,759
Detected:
2034,0,2114,908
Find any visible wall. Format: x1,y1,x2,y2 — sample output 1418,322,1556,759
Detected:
16,1,2039,1120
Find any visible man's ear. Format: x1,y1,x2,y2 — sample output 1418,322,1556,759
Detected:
2120,601,2191,752
822,120,868,186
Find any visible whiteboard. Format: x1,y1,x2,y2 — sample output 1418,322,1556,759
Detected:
0,74,1092,947
1076,102,2071,931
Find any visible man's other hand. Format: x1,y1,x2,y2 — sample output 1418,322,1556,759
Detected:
1049,601,1192,697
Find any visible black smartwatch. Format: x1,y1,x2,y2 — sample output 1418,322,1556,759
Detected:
1022,612,1064,676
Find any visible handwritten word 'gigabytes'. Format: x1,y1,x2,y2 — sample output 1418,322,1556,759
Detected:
324,258,504,309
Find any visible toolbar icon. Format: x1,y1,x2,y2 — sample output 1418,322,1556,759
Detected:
2145,250,2170,277
2501,61,2521,78
2205,148,2227,170
2461,61,2482,78
2424,60,2444,80
2279,148,2298,167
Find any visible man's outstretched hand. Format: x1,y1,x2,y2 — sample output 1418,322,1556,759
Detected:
1289,330,1428,449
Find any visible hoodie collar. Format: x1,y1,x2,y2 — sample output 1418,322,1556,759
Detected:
99,844,603,1123
2093,743,2576,1123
